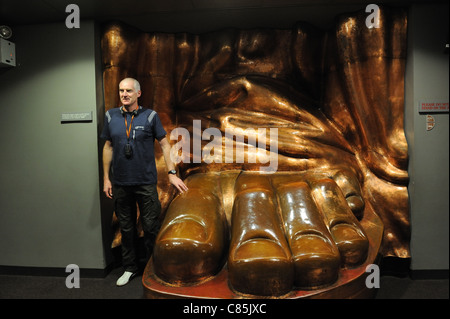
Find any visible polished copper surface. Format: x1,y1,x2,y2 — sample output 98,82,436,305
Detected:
101,5,409,297
142,176,384,299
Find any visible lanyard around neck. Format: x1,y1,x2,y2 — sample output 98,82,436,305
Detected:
124,113,135,140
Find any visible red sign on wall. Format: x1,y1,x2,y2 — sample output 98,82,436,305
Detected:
418,101,449,113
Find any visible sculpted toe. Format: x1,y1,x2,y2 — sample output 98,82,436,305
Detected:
153,188,227,284
290,233,340,289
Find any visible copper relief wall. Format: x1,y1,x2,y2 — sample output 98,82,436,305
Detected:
101,6,409,297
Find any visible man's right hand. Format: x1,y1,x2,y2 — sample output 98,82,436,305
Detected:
102,140,114,199
103,178,113,199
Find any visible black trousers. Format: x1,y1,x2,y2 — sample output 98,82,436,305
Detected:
114,184,162,273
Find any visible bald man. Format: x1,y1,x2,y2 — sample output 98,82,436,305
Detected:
101,78,188,286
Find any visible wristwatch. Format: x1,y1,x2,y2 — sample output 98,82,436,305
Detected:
168,169,177,175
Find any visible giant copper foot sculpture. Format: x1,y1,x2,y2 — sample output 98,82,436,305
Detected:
145,168,382,298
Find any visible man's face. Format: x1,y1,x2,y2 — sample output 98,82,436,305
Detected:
119,79,141,106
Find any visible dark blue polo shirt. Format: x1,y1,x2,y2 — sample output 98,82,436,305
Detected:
101,106,167,186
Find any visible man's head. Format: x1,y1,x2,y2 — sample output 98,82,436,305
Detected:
119,78,141,108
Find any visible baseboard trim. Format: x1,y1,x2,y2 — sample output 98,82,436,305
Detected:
0,264,113,278
379,257,449,280
410,269,449,280
380,256,411,277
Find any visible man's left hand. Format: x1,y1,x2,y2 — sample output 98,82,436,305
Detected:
168,174,189,193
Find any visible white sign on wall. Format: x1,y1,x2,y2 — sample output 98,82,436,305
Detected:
426,115,435,131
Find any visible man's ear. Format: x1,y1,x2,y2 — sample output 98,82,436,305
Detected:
137,90,142,98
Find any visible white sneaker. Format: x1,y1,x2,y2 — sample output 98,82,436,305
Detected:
116,271,136,286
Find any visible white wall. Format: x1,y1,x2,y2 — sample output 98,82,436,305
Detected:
405,3,449,271
0,21,107,271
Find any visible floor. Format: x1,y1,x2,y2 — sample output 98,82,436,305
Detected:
0,266,448,299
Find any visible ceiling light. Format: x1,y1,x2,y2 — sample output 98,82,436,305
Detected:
0,26,12,39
